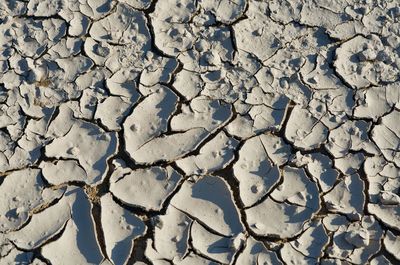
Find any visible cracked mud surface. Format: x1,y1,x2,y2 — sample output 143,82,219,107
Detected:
0,0,400,264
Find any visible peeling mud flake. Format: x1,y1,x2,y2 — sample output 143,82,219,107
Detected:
40,160,88,185
190,221,239,264
384,230,400,261
41,187,105,265
285,105,328,150
354,84,400,121
175,253,219,265
170,96,233,133
334,153,365,175
110,166,182,211
27,0,62,16
246,166,320,238
270,166,320,211
371,110,400,167
236,236,282,265
367,161,400,232
233,135,281,207
119,0,152,10
290,220,329,260
170,176,244,237
140,57,179,87
9,196,70,250
123,85,178,161
131,128,209,164
105,68,140,100
233,1,283,61
173,69,204,101
334,35,399,89
370,255,391,265
326,120,378,158
45,109,118,185
100,193,146,265
149,206,192,262
89,3,150,50
327,216,383,264
368,198,400,232
281,243,317,265
95,96,132,131
324,174,365,219
0,248,34,265
150,0,197,56
297,153,339,192
0,169,46,232
200,0,247,24
176,131,239,175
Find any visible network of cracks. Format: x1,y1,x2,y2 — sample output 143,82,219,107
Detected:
0,0,399,264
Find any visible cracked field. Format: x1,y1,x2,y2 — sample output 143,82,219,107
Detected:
0,0,400,264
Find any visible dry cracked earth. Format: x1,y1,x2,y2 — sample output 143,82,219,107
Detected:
0,0,400,264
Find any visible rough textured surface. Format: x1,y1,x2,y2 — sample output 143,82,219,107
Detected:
0,0,399,264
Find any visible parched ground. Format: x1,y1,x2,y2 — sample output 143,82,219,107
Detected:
0,0,399,264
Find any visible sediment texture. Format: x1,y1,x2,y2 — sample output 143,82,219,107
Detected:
0,0,400,264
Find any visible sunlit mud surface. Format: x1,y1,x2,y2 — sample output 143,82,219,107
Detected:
0,0,399,264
